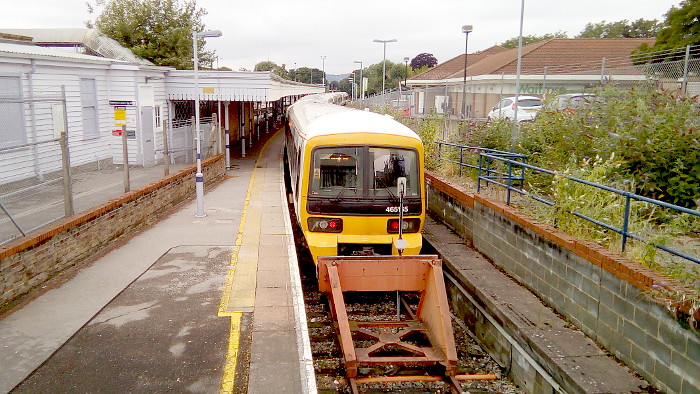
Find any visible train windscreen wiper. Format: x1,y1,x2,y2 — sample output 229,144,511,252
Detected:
374,178,399,203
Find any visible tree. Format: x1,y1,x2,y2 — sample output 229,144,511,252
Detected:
635,0,700,59
577,19,661,38
88,0,212,69
410,53,437,70
254,61,290,79
290,67,324,84
499,31,568,48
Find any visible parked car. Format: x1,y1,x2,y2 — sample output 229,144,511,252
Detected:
487,95,543,122
390,99,411,117
548,93,597,111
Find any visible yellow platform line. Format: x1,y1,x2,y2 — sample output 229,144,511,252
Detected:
218,129,282,394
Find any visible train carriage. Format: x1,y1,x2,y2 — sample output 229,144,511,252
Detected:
285,93,425,262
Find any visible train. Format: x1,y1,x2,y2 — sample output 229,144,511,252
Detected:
284,92,425,262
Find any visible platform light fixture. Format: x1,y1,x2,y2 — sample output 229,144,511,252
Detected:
353,60,363,100
373,39,397,112
321,55,326,90
193,29,222,218
461,25,473,119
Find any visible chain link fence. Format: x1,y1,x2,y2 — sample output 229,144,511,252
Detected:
400,44,700,119
0,87,224,246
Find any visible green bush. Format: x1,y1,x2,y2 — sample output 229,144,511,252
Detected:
515,86,700,209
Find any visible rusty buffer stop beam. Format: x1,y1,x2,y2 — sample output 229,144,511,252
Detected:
317,255,458,380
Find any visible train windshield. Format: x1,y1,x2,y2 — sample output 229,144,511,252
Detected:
310,146,419,199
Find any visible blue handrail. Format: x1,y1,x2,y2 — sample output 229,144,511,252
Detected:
433,141,700,265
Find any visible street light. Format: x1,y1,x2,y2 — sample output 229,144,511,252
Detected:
512,0,525,149
403,56,409,88
353,60,363,100
373,38,397,111
321,55,326,90
193,29,222,218
461,25,473,119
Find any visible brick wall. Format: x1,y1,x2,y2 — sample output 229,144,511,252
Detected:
426,172,700,394
0,155,226,314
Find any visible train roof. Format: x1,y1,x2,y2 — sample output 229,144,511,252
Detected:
288,95,421,142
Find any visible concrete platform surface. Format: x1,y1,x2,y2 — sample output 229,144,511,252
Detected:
0,130,314,393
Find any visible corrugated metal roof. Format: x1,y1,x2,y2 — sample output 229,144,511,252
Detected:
0,28,153,65
0,28,89,44
0,41,116,63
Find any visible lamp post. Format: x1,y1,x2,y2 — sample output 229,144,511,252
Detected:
321,55,326,90
403,56,409,88
294,62,297,82
461,25,473,119
193,29,222,218
373,39,397,111
512,0,525,149
353,60,363,100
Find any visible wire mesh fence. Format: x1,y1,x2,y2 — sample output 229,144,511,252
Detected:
399,44,700,119
0,87,70,244
0,88,223,246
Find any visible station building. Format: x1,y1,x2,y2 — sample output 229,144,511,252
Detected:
0,28,322,185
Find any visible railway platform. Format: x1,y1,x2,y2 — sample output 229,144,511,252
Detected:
0,129,314,393
0,126,653,393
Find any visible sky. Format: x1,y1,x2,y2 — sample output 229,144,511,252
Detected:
1,0,682,75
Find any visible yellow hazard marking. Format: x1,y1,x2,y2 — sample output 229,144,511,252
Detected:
220,312,242,394
218,128,283,394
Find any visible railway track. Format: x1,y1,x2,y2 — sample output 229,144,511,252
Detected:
291,225,522,393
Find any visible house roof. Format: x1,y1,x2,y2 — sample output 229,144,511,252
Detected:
412,46,508,80
410,38,655,82
0,28,153,66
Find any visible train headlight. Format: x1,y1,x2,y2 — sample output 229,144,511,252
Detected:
308,217,343,233
387,219,421,234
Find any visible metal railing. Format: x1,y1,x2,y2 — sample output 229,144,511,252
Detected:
433,141,700,266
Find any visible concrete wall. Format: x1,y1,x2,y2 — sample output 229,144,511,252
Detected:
426,172,700,394
0,155,226,314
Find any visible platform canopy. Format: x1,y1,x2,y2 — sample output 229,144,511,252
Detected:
165,70,325,102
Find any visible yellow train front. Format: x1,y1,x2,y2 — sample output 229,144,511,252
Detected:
285,93,425,262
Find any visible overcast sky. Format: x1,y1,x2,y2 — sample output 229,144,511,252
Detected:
2,0,682,74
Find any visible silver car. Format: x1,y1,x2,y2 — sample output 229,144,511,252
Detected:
487,95,542,122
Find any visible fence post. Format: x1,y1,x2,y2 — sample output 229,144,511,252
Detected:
506,161,513,205
682,44,690,96
542,66,548,95
122,125,130,193
600,57,607,84
59,131,74,217
459,147,463,177
162,119,170,176
477,154,483,192
621,194,631,252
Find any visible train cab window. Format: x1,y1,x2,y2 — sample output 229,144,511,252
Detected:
310,147,362,196
369,148,419,198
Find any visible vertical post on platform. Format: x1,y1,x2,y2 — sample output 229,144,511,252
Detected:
225,102,231,168
240,103,246,158
192,29,221,218
248,102,253,148
121,124,130,193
